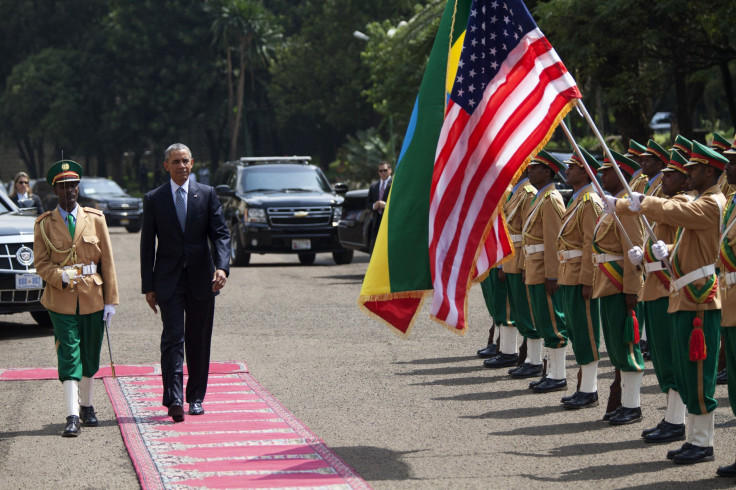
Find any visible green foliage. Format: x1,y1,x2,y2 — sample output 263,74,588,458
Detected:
327,127,392,186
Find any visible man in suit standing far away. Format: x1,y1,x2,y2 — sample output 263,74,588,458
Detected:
140,143,230,422
366,161,392,250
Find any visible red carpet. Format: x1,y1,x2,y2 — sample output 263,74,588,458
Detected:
104,363,370,489
2,362,369,489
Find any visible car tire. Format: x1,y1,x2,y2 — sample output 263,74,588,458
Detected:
332,249,353,265
31,310,53,328
298,252,316,265
125,222,142,233
230,226,251,266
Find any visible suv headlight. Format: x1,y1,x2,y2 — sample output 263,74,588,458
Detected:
246,208,266,223
332,206,343,222
94,200,108,212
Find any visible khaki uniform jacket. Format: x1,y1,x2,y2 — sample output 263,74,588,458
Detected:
629,171,648,194
643,173,663,197
33,207,119,315
557,185,602,286
592,191,645,298
718,172,735,197
634,185,725,312
640,193,693,302
522,184,564,285
502,180,536,274
720,193,736,326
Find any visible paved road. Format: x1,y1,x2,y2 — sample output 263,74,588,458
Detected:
1,229,735,489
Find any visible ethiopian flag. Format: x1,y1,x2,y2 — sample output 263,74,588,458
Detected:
358,0,471,337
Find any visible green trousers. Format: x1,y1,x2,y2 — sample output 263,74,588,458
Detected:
643,297,677,394
670,310,720,415
723,327,736,416
599,294,644,373
505,273,538,339
527,283,567,348
480,268,514,326
558,285,600,365
49,308,105,382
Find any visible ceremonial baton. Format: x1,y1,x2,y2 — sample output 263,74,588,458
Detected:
104,318,116,378
573,100,675,277
558,120,638,253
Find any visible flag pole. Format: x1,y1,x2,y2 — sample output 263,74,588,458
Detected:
559,120,637,252
573,99,675,276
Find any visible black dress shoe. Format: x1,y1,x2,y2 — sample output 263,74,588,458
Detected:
673,444,714,465
477,344,498,358
80,405,98,427
717,368,728,385
532,378,567,393
563,391,599,410
641,419,665,438
62,415,80,437
189,401,204,415
609,406,642,425
644,422,686,443
168,402,185,422
529,375,547,389
717,458,736,477
667,443,692,460
483,353,518,368
602,405,622,421
561,391,578,403
509,363,543,379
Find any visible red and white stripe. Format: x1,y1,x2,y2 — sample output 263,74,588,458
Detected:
429,29,580,330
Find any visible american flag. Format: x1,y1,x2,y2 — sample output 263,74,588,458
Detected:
428,0,580,331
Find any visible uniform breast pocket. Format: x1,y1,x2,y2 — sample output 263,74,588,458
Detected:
82,235,102,260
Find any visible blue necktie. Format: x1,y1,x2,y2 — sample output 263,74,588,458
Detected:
175,187,186,231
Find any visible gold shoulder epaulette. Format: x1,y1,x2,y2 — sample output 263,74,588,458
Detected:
35,211,52,223
84,207,104,216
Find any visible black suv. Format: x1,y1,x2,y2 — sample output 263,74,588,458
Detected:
36,177,143,232
0,188,51,326
213,157,353,266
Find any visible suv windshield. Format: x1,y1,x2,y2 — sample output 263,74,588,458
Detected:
80,179,124,195
238,166,331,194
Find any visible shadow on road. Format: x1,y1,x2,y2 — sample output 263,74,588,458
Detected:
0,321,52,340
331,445,421,482
394,356,473,365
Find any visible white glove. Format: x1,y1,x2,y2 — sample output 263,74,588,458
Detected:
627,246,644,265
103,304,116,323
602,194,617,215
61,271,70,285
652,240,669,260
628,191,644,212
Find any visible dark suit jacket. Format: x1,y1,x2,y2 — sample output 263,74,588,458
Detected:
140,180,230,303
367,177,392,213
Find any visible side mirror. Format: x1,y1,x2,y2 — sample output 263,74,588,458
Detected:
333,183,348,195
216,184,235,197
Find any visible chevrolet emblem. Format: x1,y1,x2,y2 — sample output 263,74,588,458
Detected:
294,211,309,218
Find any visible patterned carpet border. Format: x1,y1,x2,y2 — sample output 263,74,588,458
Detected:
104,365,370,490
0,361,248,381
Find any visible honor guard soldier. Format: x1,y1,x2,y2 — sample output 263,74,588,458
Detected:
556,149,603,408
477,264,514,359
33,160,119,437
521,151,569,393
486,171,538,370
717,145,736,477
619,141,727,464
594,151,646,425
626,140,649,194
711,132,733,196
639,140,668,198
627,149,691,443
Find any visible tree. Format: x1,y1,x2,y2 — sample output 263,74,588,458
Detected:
209,0,281,161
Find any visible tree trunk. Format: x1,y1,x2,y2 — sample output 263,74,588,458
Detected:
226,45,235,161
673,68,693,139
229,37,247,161
720,62,736,130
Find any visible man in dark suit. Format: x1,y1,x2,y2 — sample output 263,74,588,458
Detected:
366,161,392,249
140,143,230,422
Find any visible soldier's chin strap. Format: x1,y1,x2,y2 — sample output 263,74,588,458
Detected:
39,217,77,266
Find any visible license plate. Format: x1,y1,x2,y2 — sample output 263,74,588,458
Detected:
16,273,43,290
120,219,130,224
292,239,311,250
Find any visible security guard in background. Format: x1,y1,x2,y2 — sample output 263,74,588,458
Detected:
33,160,119,437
